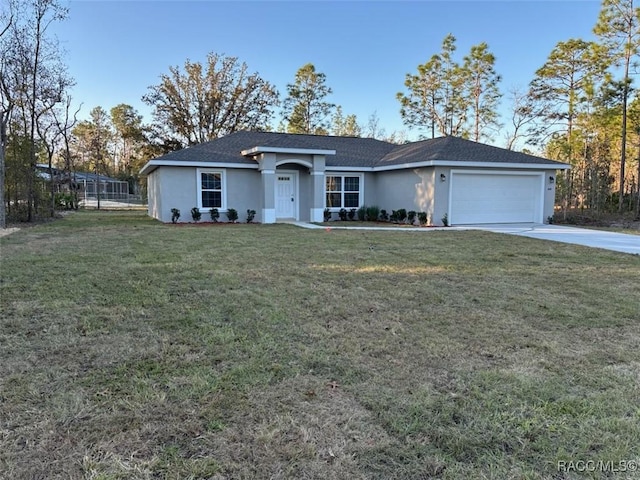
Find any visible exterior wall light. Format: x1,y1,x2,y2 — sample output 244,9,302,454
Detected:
549,176,555,184
440,173,446,182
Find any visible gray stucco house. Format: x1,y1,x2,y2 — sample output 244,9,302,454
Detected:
140,131,570,226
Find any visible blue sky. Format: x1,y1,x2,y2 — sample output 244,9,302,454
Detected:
52,0,603,145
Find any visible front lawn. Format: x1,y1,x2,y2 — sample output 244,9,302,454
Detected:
1,211,639,479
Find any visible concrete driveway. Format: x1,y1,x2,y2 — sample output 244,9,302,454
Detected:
461,224,640,255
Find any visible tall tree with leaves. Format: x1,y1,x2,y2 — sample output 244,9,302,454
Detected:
72,106,112,209
594,0,640,211
110,104,146,181
530,39,607,211
529,39,604,144
463,42,502,141
397,34,472,138
331,106,361,137
283,63,335,134
143,53,279,147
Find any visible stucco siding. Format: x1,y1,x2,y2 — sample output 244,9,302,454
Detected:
375,168,435,222
150,167,263,223
226,169,262,222
154,167,196,223
543,169,557,222
432,167,450,226
362,172,377,207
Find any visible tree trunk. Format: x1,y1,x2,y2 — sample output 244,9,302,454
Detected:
0,110,6,229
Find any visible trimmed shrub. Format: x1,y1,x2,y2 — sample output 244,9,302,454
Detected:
191,207,202,222
338,208,348,221
357,205,367,221
396,209,407,223
210,208,219,222
348,208,356,221
418,211,428,225
407,210,417,225
324,208,332,222
441,212,449,227
246,209,256,223
227,208,238,223
366,205,380,222
171,208,180,224
379,209,389,222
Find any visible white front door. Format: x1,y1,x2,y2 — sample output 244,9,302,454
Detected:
275,173,296,219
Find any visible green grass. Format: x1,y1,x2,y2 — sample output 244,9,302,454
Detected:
1,210,639,479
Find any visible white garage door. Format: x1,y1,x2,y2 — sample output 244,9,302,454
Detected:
449,171,544,225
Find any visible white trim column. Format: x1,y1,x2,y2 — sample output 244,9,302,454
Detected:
258,153,277,224
310,154,326,222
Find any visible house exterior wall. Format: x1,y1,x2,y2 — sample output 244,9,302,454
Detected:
543,169,557,221
374,168,436,223
153,167,196,222
148,164,561,225
432,167,450,226
227,169,263,221
150,166,262,223
362,172,377,207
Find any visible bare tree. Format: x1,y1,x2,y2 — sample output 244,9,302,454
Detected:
51,95,82,210
2,0,71,222
0,0,17,228
503,86,543,150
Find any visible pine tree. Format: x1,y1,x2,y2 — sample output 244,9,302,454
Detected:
283,63,334,135
594,0,640,211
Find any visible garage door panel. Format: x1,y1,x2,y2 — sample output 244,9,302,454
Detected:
450,172,543,225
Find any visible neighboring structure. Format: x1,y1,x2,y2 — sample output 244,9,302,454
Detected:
36,164,131,202
140,132,570,226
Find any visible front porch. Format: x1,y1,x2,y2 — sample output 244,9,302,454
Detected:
240,146,333,224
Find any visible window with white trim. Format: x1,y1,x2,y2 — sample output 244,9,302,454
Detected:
197,169,225,209
325,174,361,209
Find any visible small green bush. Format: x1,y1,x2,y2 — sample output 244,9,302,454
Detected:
418,212,428,225
357,205,367,221
407,210,416,225
441,213,449,227
191,207,202,222
226,208,238,223
396,209,407,223
379,209,389,221
246,209,256,223
348,208,356,221
324,208,332,222
171,208,180,224
210,208,219,222
338,208,347,221
366,205,380,222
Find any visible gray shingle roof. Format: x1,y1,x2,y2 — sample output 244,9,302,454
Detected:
148,131,566,170
376,136,562,167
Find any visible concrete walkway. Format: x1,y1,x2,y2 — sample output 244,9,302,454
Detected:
288,221,640,255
